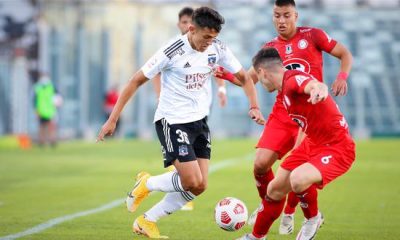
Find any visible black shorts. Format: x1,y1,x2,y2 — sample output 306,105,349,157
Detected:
155,117,211,168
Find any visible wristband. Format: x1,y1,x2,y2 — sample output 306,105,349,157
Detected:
217,66,235,83
337,72,348,81
218,86,227,95
220,72,235,83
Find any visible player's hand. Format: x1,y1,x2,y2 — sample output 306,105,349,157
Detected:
96,120,117,142
248,108,265,125
213,66,225,78
308,84,328,104
331,79,347,96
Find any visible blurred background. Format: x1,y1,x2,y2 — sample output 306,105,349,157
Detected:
0,0,399,143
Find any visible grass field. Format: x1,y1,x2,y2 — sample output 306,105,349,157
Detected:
0,137,399,240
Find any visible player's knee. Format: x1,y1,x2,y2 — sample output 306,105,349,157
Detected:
182,176,204,193
267,180,286,200
290,172,308,193
254,150,277,175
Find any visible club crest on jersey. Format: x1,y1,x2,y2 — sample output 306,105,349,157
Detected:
298,39,308,49
178,145,189,156
208,54,217,67
285,44,293,54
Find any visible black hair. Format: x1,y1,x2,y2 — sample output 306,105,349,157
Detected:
274,0,296,7
178,7,194,19
192,6,225,33
252,48,283,70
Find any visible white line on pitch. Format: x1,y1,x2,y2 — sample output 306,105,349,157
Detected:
0,153,253,240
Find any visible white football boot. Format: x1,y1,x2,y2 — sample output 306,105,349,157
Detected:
247,203,263,226
296,212,324,240
236,233,266,240
279,213,295,234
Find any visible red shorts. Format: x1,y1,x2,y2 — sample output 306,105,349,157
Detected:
256,115,299,159
281,136,356,189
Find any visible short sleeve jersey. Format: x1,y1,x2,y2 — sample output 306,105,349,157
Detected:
142,34,242,124
282,70,349,145
264,27,337,125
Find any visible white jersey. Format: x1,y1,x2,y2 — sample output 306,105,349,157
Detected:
141,34,242,124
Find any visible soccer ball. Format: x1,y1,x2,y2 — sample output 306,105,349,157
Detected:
214,197,248,231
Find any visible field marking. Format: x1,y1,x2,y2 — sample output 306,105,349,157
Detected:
0,153,253,240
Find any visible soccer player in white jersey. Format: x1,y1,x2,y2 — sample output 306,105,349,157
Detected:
153,6,228,108
97,7,265,238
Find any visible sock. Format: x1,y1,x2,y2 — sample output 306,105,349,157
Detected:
296,185,318,219
283,191,299,215
146,171,185,192
144,191,195,222
254,169,274,199
252,196,286,238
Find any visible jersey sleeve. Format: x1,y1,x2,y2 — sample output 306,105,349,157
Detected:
141,47,170,79
311,28,337,53
216,42,242,74
287,74,313,94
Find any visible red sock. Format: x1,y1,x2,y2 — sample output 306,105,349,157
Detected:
284,191,299,214
296,185,318,219
252,196,286,238
254,170,274,199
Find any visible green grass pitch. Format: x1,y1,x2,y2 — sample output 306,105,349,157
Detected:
0,138,399,239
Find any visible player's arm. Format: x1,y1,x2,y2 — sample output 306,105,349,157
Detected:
313,28,353,96
97,70,149,141
152,73,161,99
234,68,265,125
329,42,353,96
303,80,329,105
215,77,227,107
214,66,259,86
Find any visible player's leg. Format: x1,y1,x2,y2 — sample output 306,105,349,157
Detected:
127,119,201,212
290,162,323,240
293,138,355,240
38,119,46,146
248,117,298,226
237,166,292,240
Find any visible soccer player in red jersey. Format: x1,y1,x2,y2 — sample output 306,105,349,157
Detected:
217,0,353,234
238,47,355,240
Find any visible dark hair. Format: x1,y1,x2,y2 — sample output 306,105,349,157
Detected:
274,0,296,7
252,48,283,70
192,7,225,33
178,7,194,19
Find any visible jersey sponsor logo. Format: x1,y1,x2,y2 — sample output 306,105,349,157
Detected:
321,155,332,164
178,145,189,156
164,39,185,59
298,39,308,49
285,44,293,54
185,72,210,91
283,58,311,73
208,54,217,67
289,114,308,131
295,75,310,87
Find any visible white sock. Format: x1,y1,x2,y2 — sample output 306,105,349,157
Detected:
146,171,185,192
144,191,195,222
